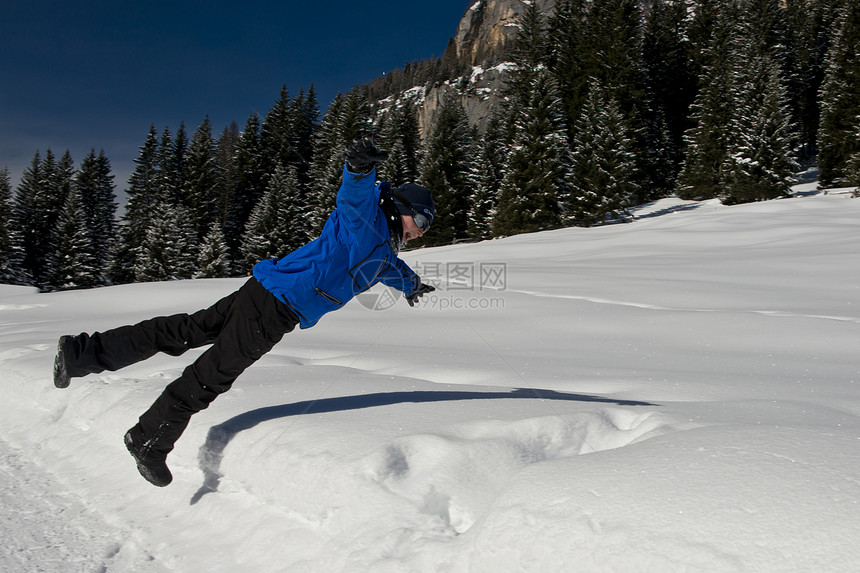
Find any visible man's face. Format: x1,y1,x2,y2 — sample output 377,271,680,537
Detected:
401,214,424,244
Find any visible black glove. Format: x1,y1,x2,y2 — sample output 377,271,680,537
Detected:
405,283,435,307
344,137,388,174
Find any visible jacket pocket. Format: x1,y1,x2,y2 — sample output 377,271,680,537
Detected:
315,287,345,307
349,243,390,293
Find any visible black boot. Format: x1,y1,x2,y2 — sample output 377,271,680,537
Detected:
53,335,77,388
124,425,175,487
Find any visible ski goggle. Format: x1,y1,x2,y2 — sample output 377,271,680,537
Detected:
411,208,432,232
393,193,433,231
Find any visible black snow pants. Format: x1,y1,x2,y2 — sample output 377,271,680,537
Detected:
67,277,299,460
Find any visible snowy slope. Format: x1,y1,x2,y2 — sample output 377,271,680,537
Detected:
1,187,859,572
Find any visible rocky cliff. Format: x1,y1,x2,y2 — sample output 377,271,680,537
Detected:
374,0,557,138
454,0,557,68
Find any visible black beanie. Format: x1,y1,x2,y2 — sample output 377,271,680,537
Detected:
392,183,435,226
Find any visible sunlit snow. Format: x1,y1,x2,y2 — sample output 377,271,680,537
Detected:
1,182,858,572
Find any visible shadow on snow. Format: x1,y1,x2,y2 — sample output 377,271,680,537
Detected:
190,388,656,505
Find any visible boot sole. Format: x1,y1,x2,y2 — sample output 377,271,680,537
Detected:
124,431,173,487
53,336,71,388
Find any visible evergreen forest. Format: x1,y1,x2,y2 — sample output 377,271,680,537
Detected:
2,0,859,291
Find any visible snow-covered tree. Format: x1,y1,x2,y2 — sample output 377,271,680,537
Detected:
162,123,189,207
818,3,860,186
547,0,589,127
308,89,374,234
290,85,320,187
74,149,117,285
240,163,305,269
378,100,422,188
134,203,197,283
721,56,798,204
187,117,220,241
493,67,569,236
641,0,697,192
0,168,27,285
784,0,843,158
418,93,474,246
223,111,266,268
308,92,347,234
262,85,295,178
112,125,160,284
493,4,568,236
52,187,98,290
569,80,639,224
468,114,506,239
677,7,736,200
194,223,231,279
14,150,65,288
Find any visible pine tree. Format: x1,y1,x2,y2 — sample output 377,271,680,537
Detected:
582,0,646,117
134,202,197,282
493,68,569,236
818,3,860,186
223,111,266,268
240,163,305,267
500,1,550,142
155,126,173,202
13,153,40,286
493,4,568,236
677,5,737,200
266,85,320,242
308,89,374,234
0,168,27,285
378,100,422,188
261,85,295,178
187,117,220,241
53,187,97,290
161,123,190,207
721,55,798,204
547,0,589,127
569,81,639,225
468,114,506,239
583,0,659,197
641,0,697,191
418,93,474,246
75,149,117,285
194,223,231,279
291,85,320,187
112,125,160,284
308,93,346,234
215,121,240,227
54,150,75,215
846,135,860,188
0,168,13,281
784,0,844,157
13,150,66,288
338,87,374,144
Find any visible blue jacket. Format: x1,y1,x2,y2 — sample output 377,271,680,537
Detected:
253,165,420,329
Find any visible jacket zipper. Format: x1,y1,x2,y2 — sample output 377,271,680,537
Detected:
315,287,345,306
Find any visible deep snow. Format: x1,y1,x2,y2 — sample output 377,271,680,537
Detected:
1,183,859,572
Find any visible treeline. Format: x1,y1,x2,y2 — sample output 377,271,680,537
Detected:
392,0,859,246
363,38,470,103
1,0,859,291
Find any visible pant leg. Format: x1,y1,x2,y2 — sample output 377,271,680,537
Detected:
132,278,299,459
67,288,239,378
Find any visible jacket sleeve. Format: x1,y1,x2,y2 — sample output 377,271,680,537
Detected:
336,165,382,238
378,256,421,295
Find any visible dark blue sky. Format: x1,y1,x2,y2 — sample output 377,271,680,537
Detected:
1,1,473,191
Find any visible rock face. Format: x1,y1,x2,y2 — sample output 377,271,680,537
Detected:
414,0,557,137
454,0,557,68
411,63,510,137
